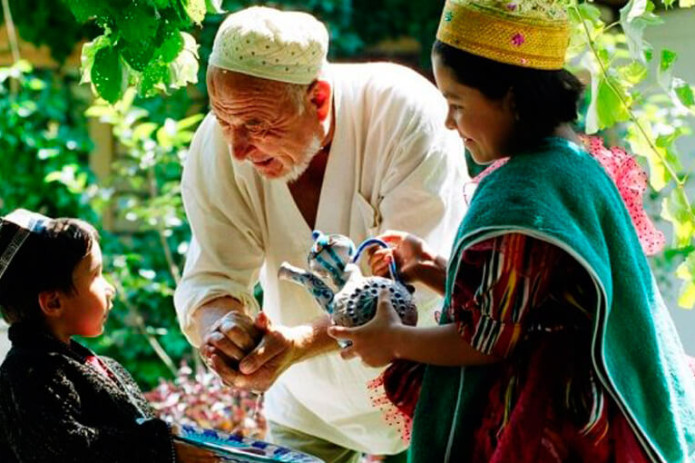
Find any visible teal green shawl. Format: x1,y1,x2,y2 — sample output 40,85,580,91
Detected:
409,138,695,462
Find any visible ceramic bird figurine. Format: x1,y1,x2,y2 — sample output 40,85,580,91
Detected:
278,231,418,331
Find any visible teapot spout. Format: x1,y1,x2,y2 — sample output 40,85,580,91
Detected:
278,262,335,314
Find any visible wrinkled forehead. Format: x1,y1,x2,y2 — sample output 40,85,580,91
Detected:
209,68,291,100
208,68,301,119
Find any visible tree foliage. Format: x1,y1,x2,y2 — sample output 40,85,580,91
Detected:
568,0,695,308
3,0,695,387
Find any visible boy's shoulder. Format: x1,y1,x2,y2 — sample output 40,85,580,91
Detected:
0,345,77,386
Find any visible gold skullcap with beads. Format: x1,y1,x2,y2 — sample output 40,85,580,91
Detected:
436,0,571,70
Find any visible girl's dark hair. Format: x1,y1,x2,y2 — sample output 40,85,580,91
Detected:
432,40,584,151
0,218,98,324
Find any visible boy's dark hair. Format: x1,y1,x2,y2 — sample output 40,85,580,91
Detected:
432,40,585,151
0,218,98,324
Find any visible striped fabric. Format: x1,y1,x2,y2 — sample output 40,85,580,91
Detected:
447,233,648,461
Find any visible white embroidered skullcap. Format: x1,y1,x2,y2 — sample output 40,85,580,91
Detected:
209,6,329,85
0,209,51,281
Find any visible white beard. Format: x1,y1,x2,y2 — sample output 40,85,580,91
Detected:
279,134,322,183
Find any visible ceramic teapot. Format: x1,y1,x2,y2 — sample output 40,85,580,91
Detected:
278,231,417,329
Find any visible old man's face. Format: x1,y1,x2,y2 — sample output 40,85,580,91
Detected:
208,68,323,181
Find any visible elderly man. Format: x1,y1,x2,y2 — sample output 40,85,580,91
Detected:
174,6,467,462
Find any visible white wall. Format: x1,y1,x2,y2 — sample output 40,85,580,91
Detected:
645,8,695,355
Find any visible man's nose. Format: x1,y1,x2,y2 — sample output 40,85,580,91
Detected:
231,128,251,160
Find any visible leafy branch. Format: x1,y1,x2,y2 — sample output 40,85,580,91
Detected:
63,0,224,103
570,0,695,307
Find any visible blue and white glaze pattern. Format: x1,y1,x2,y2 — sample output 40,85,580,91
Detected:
178,424,324,462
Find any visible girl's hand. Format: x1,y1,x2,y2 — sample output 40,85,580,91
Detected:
368,231,435,283
327,290,404,368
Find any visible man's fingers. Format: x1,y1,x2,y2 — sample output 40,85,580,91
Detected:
217,320,257,352
239,334,284,375
205,332,246,362
209,352,241,386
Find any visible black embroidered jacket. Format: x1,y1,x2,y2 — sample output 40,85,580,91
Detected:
0,323,175,463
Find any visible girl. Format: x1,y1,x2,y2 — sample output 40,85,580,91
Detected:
329,1,695,461
0,209,214,462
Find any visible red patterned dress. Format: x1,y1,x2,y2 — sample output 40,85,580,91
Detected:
449,232,650,462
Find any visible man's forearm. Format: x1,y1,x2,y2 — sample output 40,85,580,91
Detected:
287,315,340,363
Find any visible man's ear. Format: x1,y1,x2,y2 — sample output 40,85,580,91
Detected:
38,291,63,318
308,79,332,121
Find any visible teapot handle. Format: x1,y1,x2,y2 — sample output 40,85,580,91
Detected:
351,238,404,286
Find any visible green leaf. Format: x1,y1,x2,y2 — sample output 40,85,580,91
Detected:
118,5,159,44
133,122,159,142
618,61,648,85
176,114,204,131
577,3,602,21
674,79,695,107
167,32,199,89
619,0,662,63
120,40,156,72
180,0,206,24
676,253,695,308
586,74,631,133
150,0,172,8
659,49,678,72
205,0,225,14
80,36,112,84
64,0,103,23
658,48,678,90
661,189,695,247
91,46,128,104
139,62,170,97
627,121,669,191
156,29,184,63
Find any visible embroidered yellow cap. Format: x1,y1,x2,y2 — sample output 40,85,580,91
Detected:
436,0,571,70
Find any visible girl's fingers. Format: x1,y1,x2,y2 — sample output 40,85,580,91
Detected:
327,325,355,340
339,345,357,360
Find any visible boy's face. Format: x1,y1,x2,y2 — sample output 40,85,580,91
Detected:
59,243,115,339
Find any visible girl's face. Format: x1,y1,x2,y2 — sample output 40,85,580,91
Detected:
59,242,115,340
432,54,516,165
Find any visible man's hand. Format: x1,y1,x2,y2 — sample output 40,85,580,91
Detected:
202,310,264,387
198,298,338,392
223,312,302,392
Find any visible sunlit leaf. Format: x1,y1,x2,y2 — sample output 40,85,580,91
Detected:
661,189,695,247
80,36,112,85
619,0,662,63
205,0,225,14
176,114,204,131
676,254,695,308
618,61,648,85
627,121,669,191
